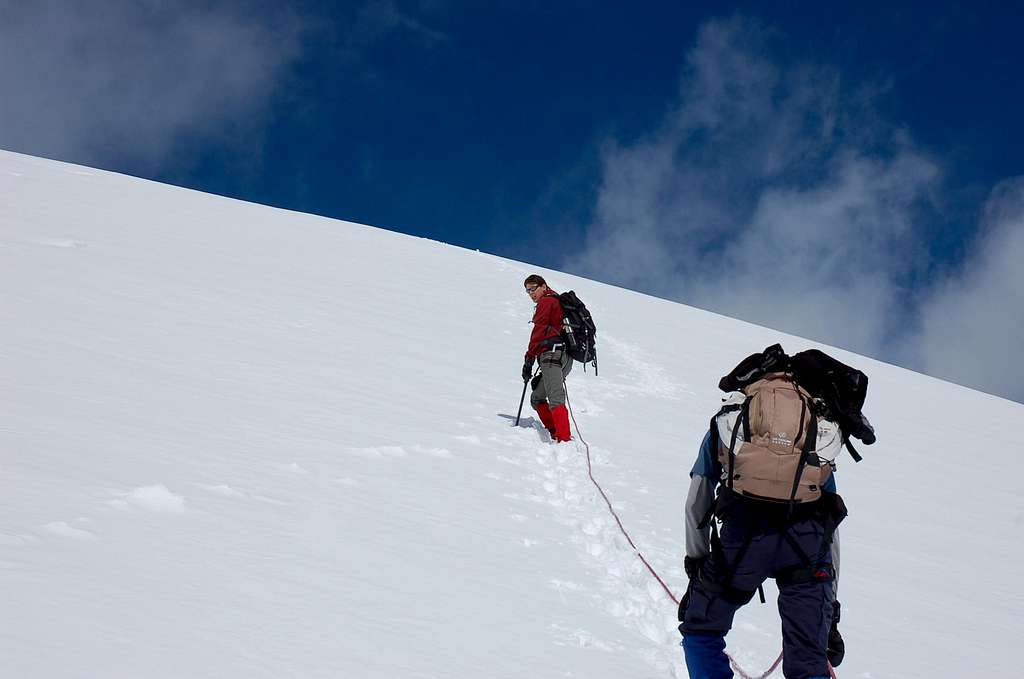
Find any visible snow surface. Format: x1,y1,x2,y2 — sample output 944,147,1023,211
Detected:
1,148,1021,678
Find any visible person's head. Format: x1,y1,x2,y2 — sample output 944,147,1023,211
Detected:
524,274,547,302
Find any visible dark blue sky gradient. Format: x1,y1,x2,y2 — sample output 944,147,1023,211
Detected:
154,1,1021,280
162,3,717,259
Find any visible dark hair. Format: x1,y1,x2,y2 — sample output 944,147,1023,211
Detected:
524,274,547,287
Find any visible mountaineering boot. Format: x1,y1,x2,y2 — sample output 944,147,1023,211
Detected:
551,404,572,442
827,600,845,667
534,402,556,437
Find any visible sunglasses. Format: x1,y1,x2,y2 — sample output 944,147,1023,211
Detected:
525,285,540,294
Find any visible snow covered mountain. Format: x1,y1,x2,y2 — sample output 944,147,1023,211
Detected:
1,148,1021,678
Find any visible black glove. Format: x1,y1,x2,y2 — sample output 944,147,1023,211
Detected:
678,557,705,624
522,360,534,381
677,586,691,623
683,555,705,580
827,600,845,667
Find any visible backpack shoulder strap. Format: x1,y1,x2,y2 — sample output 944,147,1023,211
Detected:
724,396,752,490
785,394,818,516
740,396,752,442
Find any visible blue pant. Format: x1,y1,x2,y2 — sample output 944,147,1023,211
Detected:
680,501,835,679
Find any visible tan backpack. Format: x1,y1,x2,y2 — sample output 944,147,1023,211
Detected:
715,373,835,504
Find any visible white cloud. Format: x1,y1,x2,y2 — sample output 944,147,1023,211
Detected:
566,15,1024,402
0,1,305,172
567,16,944,374
914,178,1024,401
694,150,940,354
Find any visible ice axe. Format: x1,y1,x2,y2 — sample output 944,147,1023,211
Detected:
514,366,541,427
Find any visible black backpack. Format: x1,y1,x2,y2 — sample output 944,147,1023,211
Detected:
558,291,598,373
718,343,875,459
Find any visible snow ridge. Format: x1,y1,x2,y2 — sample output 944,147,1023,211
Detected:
3,149,1023,678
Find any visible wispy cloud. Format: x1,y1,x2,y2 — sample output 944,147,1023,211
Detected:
0,1,305,173
913,179,1024,400
350,0,449,50
568,16,940,348
565,16,1024,402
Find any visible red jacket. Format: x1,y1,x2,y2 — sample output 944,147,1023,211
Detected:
526,290,564,360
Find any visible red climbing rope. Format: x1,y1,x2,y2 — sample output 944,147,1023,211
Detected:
564,391,680,606
730,651,784,679
561,384,834,679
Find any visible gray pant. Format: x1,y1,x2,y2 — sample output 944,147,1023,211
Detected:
530,347,573,408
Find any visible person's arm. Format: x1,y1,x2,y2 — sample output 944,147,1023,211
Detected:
823,466,839,595
685,429,720,560
685,474,716,559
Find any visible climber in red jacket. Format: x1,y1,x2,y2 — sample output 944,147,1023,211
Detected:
522,274,573,442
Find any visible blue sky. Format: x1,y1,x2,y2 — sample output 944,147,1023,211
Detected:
3,1,1023,401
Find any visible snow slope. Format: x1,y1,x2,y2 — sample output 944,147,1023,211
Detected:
1,148,1021,678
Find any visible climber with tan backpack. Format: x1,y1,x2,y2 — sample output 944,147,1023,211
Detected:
678,344,875,679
